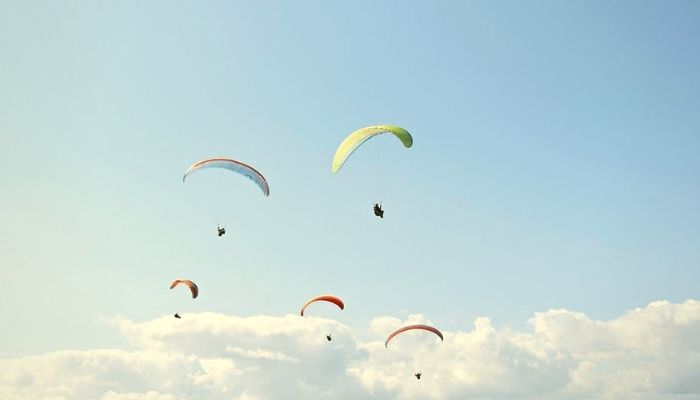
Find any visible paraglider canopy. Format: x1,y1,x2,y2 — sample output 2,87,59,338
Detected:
183,157,270,197
332,125,413,173
170,279,199,299
300,295,345,316
385,324,443,348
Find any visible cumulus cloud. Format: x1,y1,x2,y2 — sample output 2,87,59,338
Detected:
2,301,700,399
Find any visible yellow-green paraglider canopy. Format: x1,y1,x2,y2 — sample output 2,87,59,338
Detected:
331,125,413,173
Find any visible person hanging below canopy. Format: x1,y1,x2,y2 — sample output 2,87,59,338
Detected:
373,203,384,218
217,225,226,237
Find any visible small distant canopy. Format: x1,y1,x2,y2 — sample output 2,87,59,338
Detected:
300,295,345,316
331,125,413,173
170,279,199,299
183,157,270,197
385,324,443,348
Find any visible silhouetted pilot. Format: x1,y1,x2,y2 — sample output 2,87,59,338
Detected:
373,203,384,218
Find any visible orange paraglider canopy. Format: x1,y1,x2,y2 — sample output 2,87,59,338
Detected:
170,279,198,299
300,295,344,316
385,324,443,348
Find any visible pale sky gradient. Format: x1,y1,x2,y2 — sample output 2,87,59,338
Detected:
1,0,699,367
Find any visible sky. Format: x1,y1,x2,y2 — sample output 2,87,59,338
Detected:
1,1,699,399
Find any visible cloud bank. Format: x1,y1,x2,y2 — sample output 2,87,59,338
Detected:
2,300,700,399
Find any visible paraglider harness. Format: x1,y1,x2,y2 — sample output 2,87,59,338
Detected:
415,372,422,380
217,225,226,237
326,334,332,342
373,203,384,218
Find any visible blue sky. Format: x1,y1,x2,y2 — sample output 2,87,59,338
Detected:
1,0,699,360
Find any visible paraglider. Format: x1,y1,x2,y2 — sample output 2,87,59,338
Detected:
385,324,443,347
183,157,270,197
331,125,413,173
332,126,411,217
170,279,199,299
183,157,267,237
174,313,181,319
373,203,384,218
385,324,443,379
300,295,345,316
300,295,344,341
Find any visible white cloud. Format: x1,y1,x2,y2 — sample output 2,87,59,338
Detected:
100,391,176,400
225,346,299,363
2,300,700,399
